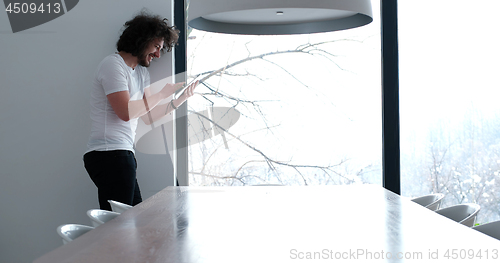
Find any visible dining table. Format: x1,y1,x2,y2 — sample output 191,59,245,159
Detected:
34,184,500,262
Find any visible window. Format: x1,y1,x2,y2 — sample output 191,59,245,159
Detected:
187,1,382,186
400,0,500,224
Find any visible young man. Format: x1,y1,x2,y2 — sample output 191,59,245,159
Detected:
83,12,198,211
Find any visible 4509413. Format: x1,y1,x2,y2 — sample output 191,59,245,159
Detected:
5,3,61,14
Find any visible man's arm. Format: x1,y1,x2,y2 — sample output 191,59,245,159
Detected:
107,82,184,122
140,80,199,125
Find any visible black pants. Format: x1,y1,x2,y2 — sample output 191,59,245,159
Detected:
83,150,142,211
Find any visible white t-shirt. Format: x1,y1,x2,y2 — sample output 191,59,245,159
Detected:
85,53,150,154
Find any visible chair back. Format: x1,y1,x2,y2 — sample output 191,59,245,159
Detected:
472,220,500,241
108,200,133,214
56,224,94,244
435,203,481,227
87,209,120,227
411,193,445,211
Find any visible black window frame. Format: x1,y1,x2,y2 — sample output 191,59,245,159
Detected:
175,0,401,194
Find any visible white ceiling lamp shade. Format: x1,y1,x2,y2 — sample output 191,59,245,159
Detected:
187,0,373,35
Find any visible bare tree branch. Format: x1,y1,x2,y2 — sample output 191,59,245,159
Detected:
189,109,354,184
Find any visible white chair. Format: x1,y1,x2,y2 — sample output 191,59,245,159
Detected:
472,220,500,241
108,200,133,214
411,193,445,211
435,203,481,227
87,209,120,227
56,224,94,245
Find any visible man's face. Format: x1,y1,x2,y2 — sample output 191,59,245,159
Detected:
138,38,164,67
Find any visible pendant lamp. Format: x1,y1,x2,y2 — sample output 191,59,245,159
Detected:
187,0,373,35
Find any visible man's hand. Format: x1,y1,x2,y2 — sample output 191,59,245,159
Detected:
159,82,185,99
170,80,199,110
179,80,199,100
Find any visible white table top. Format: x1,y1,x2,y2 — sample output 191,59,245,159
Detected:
34,185,500,262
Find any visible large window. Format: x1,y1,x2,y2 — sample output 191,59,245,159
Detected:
186,1,382,186
400,0,500,224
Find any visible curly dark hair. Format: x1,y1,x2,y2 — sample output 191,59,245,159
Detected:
117,11,179,57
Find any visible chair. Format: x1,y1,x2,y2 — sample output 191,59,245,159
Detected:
108,200,132,214
87,209,120,227
472,220,500,241
435,203,481,227
56,224,94,245
411,193,445,211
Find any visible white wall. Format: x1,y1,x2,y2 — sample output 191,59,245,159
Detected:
0,1,175,262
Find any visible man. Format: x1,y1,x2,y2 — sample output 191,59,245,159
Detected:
83,11,198,211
